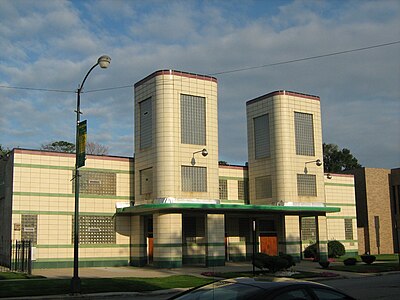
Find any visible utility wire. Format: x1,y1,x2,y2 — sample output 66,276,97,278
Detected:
1,40,399,93
208,40,400,75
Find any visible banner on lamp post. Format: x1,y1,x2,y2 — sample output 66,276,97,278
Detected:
77,120,87,168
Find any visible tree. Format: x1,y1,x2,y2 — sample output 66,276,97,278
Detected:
40,140,109,155
323,143,362,173
86,142,109,155
41,141,75,153
0,144,11,157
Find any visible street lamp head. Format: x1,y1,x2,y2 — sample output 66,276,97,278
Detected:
98,55,111,69
201,148,208,157
315,159,322,166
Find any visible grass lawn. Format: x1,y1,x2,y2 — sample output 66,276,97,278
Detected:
329,262,400,273
0,275,214,298
202,270,321,280
0,272,44,280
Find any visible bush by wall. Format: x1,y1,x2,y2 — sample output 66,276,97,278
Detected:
328,240,346,258
361,254,376,265
252,253,295,273
343,257,357,266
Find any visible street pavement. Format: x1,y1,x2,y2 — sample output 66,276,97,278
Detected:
2,261,399,299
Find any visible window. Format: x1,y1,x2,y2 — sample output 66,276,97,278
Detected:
21,215,37,245
219,179,228,200
74,171,116,196
181,94,206,145
295,112,315,156
301,217,317,241
255,176,272,199
344,219,353,240
140,98,152,149
140,168,153,195
182,166,207,192
73,216,115,244
297,174,317,196
254,114,270,159
238,180,248,202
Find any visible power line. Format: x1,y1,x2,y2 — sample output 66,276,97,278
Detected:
208,40,400,75
0,85,74,93
1,40,399,93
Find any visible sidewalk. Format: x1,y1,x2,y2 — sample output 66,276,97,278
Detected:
31,260,372,279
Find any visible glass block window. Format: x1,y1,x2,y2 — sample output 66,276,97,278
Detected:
181,166,207,192
74,171,116,195
181,94,206,145
294,112,315,156
140,168,153,195
140,97,152,149
344,219,353,240
297,174,317,196
254,114,270,159
238,180,249,202
21,215,37,245
219,179,228,200
73,216,116,244
255,176,272,199
301,217,316,241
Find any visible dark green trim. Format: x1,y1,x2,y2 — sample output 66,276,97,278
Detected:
154,243,182,248
324,182,354,187
130,243,147,248
220,200,246,204
12,210,115,216
206,257,225,267
219,176,247,181
153,259,182,268
130,257,148,267
35,244,129,248
118,203,340,214
326,216,357,219
326,203,356,207
14,163,133,174
13,191,133,200
32,258,129,269
183,255,206,265
228,254,247,262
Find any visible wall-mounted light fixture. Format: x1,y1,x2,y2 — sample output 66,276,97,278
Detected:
191,148,208,165
304,159,322,174
326,174,332,179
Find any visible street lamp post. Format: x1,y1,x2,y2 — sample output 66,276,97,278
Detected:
71,55,111,294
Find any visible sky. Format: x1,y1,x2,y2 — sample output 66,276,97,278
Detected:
1,0,399,168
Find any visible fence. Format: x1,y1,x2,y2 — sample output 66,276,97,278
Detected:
9,240,32,274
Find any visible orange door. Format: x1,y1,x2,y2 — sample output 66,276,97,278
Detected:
148,237,153,263
260,235,278,255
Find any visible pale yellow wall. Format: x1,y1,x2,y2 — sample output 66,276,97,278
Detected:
218,165,248,203
135,71,219,204
247,92,325,205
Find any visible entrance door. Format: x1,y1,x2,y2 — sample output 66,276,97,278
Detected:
260,234,278,255
147,237,153,263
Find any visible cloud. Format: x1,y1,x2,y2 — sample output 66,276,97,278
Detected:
1,0,399,168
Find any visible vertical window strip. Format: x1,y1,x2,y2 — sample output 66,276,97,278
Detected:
297,174,317,196
181,94,206,145
255,175,272,199
140,98,152,149
182,166,207,192
254,114,270,159
294,112,315,156
219,179,228,200
344,219,353,240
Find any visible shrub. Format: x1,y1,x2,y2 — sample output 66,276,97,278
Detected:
361,254,376,265
304,243,318,259
252,253,291,273
279,253,296,268
343,257,357,266
328,240,346,258
319,261,330,268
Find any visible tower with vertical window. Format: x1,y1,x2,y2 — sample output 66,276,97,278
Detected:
246,91,325,205
134,70,219,205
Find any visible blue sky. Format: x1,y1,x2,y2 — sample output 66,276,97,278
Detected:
1,0,399,168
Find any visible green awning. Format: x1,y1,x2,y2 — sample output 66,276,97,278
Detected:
116,203,340,215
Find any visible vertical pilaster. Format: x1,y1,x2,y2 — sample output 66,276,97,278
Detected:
317,215,328,261
284,215,301,261
206,214,225,266
153,213,182,268
130,215,146,266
